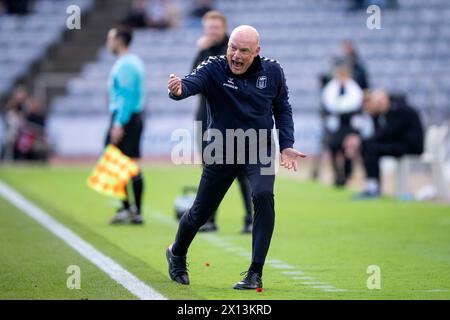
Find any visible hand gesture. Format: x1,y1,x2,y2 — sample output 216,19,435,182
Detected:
168,74,182,97
280,148,307,172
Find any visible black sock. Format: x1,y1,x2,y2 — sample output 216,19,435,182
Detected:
122,195,130,210
121,185,130,210
249,262,264,277
132,172,144,214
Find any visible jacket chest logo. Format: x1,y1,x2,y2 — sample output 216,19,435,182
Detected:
223,77,238,90
256,76,267,89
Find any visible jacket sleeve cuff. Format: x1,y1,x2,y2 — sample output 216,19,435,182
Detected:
169,91,183,100
279,141,294,152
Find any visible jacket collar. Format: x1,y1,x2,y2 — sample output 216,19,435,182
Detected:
226,55,263,78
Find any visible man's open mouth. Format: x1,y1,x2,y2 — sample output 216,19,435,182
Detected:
232,60,244,69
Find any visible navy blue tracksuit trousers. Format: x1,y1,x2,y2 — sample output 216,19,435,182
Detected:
172,163,275,264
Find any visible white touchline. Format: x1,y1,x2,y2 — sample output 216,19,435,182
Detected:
149,209,346,293
0,180,166,301
282,271,305,275
312,285,335,289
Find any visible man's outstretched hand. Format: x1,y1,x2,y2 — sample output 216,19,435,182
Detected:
168,74,182,97
280,148,307,172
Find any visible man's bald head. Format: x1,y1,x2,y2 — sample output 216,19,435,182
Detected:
371,90,389,105
229,25,260,47
364,89,391,115
227,25,261,75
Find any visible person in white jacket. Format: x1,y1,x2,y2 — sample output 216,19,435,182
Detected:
322,64,363,186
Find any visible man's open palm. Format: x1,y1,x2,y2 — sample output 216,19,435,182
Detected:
280,148,307,172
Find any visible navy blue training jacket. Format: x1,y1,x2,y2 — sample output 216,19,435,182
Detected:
169,55,295,151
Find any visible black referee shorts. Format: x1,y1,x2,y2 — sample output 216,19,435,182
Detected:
105,113,144,159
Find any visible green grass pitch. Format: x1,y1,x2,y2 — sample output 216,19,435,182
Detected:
0,165,449,300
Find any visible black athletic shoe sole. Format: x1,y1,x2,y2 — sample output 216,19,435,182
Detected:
233,282,262,290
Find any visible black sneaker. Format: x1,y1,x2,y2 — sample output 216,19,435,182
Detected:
198,221,218,232
166,247,190,285
233,271,262,290
240,223,253,234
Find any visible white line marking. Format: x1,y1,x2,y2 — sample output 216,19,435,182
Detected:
312,285,336,289
0,181,166,300
223,247,244,253
150,210,346,293
292,276,312,280
282,271,304,275
266,259,284,264
238,252,252,257
269,264,296,269
324,288,347,292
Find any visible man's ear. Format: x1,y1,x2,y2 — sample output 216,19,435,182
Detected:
255,46,261,56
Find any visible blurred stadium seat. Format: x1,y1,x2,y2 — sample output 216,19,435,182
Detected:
0,0,94,98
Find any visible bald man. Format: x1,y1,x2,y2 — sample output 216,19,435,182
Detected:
165,25,306,290
344,90,424,198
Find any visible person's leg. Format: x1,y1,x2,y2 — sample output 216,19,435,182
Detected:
122,188,131,210
344,154,353,181
330,147,339,185
361,141,407,194
244,164,275,276
331,147,347,186
362,143,381,182
344,156,353,180
105,115,134,223
127,115,144,221
171,164,239,257
237,172,253,228
131,171,144,214
109,185,132,224
198,109,219,230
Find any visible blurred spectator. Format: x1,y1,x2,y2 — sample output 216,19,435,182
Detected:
15,97,50,161
191,0,214,18
1,87,50,161
122,0,149,29
2,86,28,160
146,0,179,29
322,64,363,186
344,90,424,199
341,40,369,90
5,0,32,15
349,0,398,10
122,0,179,29
192,10,229,154
0,1,7,16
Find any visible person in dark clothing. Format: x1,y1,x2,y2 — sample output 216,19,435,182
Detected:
192,11,253,233
122,0,149,29
16,98,49,161
191,0,214,18
105,27,147,224
5,0,31,15
166,25,306,289
348,0,398,10
344,90,424,198
341,40,369,90
322,64,363,186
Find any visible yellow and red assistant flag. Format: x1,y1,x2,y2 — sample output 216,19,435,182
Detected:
87,144,139,200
